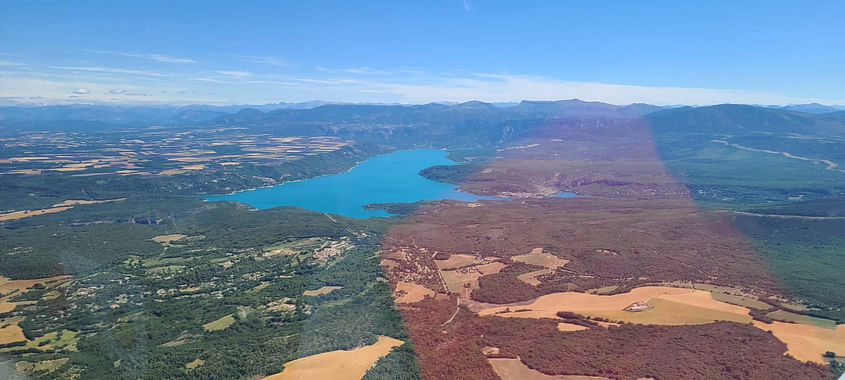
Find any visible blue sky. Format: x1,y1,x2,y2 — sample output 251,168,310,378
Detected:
1,1,843,105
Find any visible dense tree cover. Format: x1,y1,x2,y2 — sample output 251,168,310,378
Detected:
1,200,419,379
481,318,832,380
732,214,845,319
361,343,421,380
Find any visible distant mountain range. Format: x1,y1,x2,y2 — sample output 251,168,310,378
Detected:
764,103,845,114
1,100,844,139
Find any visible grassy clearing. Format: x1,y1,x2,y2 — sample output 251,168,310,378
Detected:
185,358,205,369
586,286,618,295
441,262,506,298
142,256,191,267
767,310,837,329
434,254,486,270
302,286,342,296
146,265,185,274
203,314,235,331
684,283,773,310
512,248,569,269
516,269,554,286
151,234,187,243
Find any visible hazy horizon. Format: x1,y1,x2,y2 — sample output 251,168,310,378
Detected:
2,1,844,106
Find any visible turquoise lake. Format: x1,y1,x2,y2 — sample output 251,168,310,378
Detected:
206,149,509,218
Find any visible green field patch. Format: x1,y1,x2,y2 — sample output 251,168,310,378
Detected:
143,256,192,268
263,237,327,257
587,285,618,295
16,358,69,375
767,309,838,329
146,265,186,274
249,282,270,292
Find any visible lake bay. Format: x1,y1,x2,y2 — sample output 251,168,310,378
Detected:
206,149,508,218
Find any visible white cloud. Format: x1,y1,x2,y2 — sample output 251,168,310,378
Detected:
72,88,90,94
0,60,22,66
347,73,845,106
86,49,195,63
51,66,167,77
317,66,392,75
235,55,291,67
216,70,252,78
4,64,845,106
188,77,222,83
125,53,195,63
338,67,391,75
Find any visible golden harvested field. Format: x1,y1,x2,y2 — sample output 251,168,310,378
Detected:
0,319,26,344
512,248,569,269
394,282,435,304
488,358,610,380
0,206,72,221
303,286,342,296
51,198,126,207
203,315,235,331
0,300,35,313
752,321,845,364
434,254,487,270
583,298,751,326
1,276,69,323
262,336,403,380
0,275,69,295
557,322,588,332
478,286,751,325
478,285,845,364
